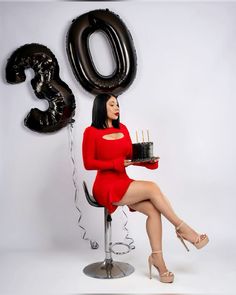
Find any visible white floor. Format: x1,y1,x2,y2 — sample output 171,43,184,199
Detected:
1,239,235,295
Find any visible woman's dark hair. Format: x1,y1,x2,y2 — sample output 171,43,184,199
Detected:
91,93,120,129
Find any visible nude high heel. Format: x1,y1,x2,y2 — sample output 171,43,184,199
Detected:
148,250,174,283
176,221,209,251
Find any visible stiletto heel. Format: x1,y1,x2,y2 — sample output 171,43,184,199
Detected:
148,256,152,279
148,250,174,283
176,232,190,251
176,221,209,251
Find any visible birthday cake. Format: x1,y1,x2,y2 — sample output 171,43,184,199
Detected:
132,142,154,162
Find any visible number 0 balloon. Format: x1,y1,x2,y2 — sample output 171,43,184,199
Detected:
6,43,76,133
67,9,137,96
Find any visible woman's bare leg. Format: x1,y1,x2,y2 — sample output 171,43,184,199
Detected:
129,200,163,250
129,200,171,274
114,180,182,227
114,180,200,243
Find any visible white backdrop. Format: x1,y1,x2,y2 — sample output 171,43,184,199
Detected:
1,0,236,278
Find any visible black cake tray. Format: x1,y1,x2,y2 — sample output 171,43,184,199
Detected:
131,156,160,163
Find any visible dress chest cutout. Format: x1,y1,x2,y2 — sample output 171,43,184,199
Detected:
102,132,124,140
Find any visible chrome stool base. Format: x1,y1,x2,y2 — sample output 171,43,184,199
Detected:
83,259,135,279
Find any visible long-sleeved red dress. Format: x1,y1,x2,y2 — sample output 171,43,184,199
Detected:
82,123,158,213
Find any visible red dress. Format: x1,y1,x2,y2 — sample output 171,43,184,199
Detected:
82,123,158,214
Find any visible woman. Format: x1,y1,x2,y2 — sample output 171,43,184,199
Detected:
82,93,209,283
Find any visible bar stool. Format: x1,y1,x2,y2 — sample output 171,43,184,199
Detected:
82,181,135,279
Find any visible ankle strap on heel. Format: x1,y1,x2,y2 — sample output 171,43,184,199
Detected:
176,221,184,231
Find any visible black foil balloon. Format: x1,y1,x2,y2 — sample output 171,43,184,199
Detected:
67,9,137,96
6,43,76,133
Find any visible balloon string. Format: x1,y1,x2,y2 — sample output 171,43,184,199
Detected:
121,206,135,250
68,123,99,249
110,206,135,255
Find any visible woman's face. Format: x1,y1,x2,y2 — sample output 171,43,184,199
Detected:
106,96,119,121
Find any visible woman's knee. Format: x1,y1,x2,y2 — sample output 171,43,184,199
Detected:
146,181,161,197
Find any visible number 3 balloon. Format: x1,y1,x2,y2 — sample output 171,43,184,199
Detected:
67,9,137,96
5,9,137,132
6,43,76,133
